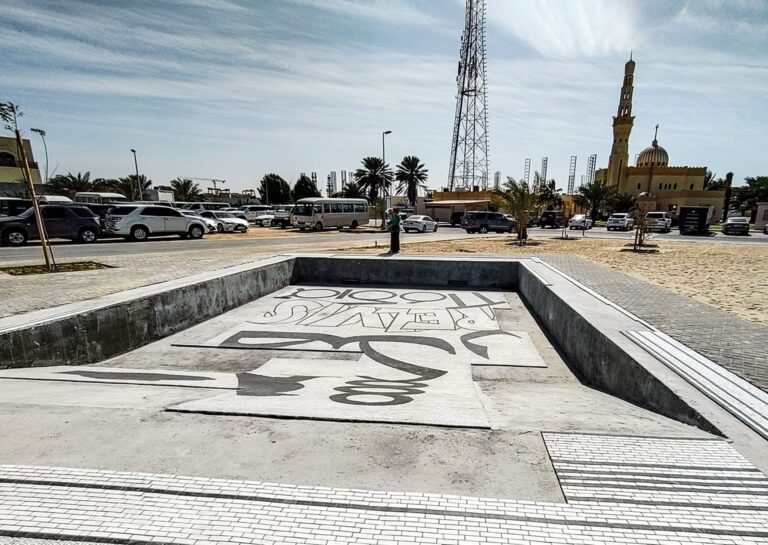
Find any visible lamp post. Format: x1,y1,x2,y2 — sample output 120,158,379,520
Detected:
30,128,48,184
130,149,141,201
382,130,392,212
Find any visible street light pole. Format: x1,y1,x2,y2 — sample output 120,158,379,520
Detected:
130,149,141,201
30,128,48,184
382,130,392,213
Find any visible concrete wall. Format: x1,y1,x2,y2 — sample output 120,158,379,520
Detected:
292,256,518,289
516,264,720,435
0,258,293,368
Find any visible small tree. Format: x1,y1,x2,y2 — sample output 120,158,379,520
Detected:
608,192,638,214
292,174,320,201
258,173,292,204
494,177,539,245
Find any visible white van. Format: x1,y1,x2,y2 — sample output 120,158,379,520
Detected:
292,198,369,231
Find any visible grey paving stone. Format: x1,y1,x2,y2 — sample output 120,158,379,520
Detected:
540,255,768,393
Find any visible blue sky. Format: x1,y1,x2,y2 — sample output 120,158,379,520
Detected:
3,0,766,193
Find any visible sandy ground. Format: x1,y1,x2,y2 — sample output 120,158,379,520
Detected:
346,236,768,327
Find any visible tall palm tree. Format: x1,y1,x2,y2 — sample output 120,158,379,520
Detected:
339,181,365,199
575,180,618,222
170,178,203,201
494,177,539,245
354,156,392,203
395,156,428,208
48,171,96,197
536,177,562,210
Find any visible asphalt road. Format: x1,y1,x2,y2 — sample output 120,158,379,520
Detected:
2,224,766,262
0,227,475,261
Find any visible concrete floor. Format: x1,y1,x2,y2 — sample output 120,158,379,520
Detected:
0,288,712,502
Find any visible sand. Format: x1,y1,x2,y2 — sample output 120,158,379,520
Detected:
346,235,768,327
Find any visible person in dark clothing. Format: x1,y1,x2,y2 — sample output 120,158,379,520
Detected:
388,208,401,254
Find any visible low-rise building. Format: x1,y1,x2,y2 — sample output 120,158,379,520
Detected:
0,136,43,197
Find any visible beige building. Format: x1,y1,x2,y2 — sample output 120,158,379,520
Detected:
594,57,725,220
0,135,43,197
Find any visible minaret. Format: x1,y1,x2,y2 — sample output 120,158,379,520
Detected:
606,54,635,188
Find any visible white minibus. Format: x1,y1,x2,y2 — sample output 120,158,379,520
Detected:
292,198,369,231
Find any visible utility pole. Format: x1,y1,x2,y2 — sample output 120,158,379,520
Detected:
30,128,48,184
1,103,53,270
130,149,141,200
382,130,391,209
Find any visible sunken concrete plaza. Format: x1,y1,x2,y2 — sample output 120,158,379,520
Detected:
0,253,767,544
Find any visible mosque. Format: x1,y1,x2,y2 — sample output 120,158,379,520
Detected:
593,55,725,219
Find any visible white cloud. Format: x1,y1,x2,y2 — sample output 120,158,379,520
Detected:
489,0,641,59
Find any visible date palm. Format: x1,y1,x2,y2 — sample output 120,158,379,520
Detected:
170,178,203,202
575,180,618,222
48,171,98,198
395,156,428,208
339,181,365,199
354,156,392,203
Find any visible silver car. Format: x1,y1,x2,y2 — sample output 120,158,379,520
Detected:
402,215,438,233
105,205,206,241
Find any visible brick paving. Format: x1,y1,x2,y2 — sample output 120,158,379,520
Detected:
1,451,767,545
541,255,768,393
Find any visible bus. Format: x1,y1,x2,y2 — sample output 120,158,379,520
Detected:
74,192,129,204
292,198,369,231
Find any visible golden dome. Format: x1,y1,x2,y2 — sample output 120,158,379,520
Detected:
636,138,668,167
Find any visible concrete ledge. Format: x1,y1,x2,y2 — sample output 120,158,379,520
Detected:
516,261,722,436
0,256,294,368
291,254,518,289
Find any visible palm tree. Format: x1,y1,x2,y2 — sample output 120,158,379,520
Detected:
48,171,97,197
170,178,203,202
107,174,152,200
494,177,539,245
339,181,365,199
609,192,637,213
395,156,428,208
575,180,618,222
535,176,562,210
354,156,392,203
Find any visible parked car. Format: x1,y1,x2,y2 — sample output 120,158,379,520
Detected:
105,205,207,241
569,214,594,230
461,211,513,234
722,217,750,236
764,224,768,235
449,212,465,226
606,213,633,231
221,207,247,221
645,211,672,233
402,215,438,233
0,197,32,217
503,214,519,230
252,211,275,227
0,204,101,246
181,211,217,233
271,205,294,228
240,205,273,222
539,210,564,228
200,211,249,232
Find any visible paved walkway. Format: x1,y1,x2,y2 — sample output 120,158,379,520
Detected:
541,255,768,393
0,433,766,544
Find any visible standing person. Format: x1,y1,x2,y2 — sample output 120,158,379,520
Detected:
388,208,401,254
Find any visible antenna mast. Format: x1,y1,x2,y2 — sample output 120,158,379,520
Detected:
448,0,489,191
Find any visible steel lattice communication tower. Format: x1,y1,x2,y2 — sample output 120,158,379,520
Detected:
448,0,489,191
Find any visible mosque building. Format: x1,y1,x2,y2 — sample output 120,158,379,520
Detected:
593,56,725,219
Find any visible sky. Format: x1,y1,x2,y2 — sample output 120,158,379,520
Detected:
2,0,766,194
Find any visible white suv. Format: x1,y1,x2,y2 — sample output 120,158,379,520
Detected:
105,205,207,241
607,213,634,231
645,211,672,232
